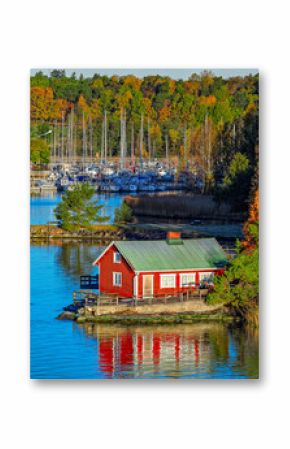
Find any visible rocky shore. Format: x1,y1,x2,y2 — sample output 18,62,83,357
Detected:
57,311,238,325
57,299,239,325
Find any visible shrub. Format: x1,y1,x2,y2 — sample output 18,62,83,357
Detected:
114,202,133,224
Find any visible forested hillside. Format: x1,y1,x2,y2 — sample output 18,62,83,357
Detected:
30,70,259,210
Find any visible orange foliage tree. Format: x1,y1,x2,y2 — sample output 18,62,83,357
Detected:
31,87,54,120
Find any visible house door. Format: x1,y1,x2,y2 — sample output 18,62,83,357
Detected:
143,275,154,298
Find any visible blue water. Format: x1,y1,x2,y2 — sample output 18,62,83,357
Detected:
30,192,128,225
30,193,258,379
30,242,259,379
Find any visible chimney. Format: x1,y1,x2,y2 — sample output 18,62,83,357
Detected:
166,231,183,245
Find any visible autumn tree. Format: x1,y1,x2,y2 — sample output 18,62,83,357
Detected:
242,190,259,252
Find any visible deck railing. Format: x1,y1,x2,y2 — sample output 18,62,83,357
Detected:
72,288,209,308
80,275,98,289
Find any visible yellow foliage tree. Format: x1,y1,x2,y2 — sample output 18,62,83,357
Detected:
78,94,90,116
124,75,142,91
90,99,102,120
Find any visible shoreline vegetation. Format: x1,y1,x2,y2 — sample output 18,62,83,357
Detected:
30,222,242,242
30,224,123,241
30,191,246,242
72,313,239,326
124,194,246,222
57,309,240,326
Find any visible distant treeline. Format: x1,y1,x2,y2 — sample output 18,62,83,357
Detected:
30,69,259,210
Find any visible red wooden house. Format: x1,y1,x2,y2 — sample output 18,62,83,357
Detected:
93,233,228,299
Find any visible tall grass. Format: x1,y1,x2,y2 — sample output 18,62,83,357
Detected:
125,194,232,219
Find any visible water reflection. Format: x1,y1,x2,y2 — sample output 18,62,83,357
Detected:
31,242,102,280
77,322,259,379
56,243,103,279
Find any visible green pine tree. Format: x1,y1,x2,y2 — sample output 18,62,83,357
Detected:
54,184,108,231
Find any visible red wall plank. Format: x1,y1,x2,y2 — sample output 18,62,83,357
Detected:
97,244,135,298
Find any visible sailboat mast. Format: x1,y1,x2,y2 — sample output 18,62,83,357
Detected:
147,117,151,162
70,106,74,164
131,122,134,162
120,108,127,170
120,109,123,170
82,111,87,168
165,134,169,165
123,109,127,168
139,113,144,167
208,120,211,175
66,114,70,163
53,120,57,162
89,115,93,162
104,110,107,164
184,127,187,168
101,117,104,162
61,111,64,164
73,117,77,164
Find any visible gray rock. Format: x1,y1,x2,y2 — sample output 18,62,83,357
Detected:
56,311,76,321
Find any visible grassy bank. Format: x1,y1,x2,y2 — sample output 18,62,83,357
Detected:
77,313,238,325
58,311,239,325
30,224,123,240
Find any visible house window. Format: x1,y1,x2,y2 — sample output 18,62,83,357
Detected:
114,252,121,263
199,272,214,284
113,272,122,286
160,274,176,288
180,273,196,287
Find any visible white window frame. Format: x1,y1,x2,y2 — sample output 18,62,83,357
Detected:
199,272,214,283
180,273,196,287
113,251,121,263
113,272,122,287
160,274,176,289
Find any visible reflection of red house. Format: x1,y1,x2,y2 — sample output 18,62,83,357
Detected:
97,330,203,378
93,233,227,299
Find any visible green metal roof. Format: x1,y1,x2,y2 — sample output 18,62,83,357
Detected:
114,238,228,272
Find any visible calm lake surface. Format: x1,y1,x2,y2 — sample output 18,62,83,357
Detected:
30,239,259,379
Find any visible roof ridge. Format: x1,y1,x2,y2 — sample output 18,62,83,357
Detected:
116,237,215,244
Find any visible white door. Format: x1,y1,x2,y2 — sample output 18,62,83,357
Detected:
143,275,154,297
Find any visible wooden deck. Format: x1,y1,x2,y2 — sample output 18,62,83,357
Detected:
72,288,209,309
